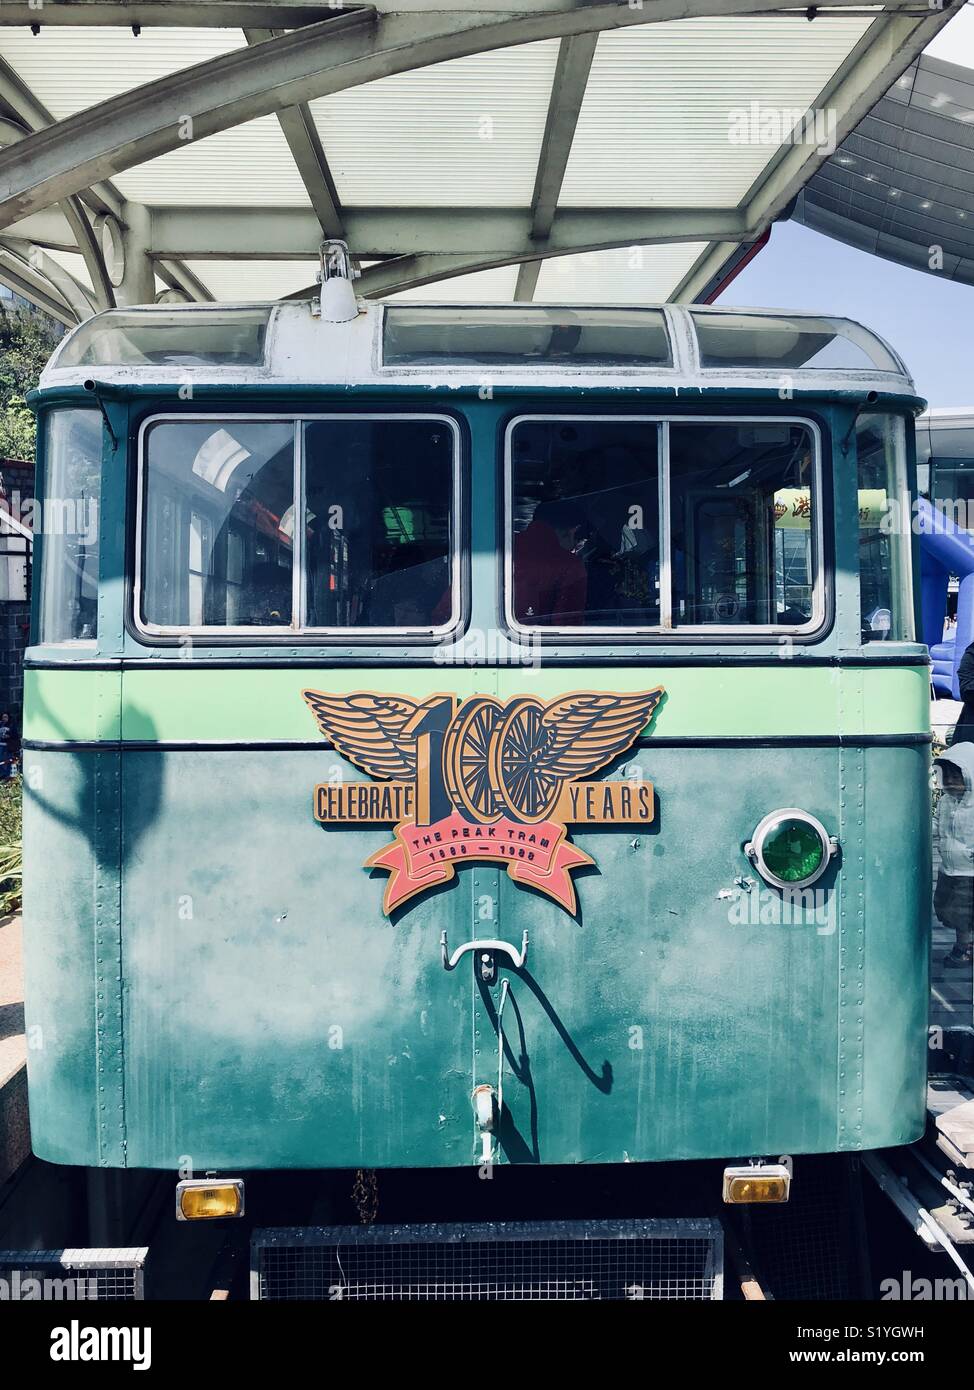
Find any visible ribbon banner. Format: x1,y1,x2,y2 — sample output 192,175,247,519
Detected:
366,813,594,915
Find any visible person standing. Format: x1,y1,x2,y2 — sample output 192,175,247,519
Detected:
952,639,974,743
934,746,974,969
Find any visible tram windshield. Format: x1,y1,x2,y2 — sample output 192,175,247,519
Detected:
508,417,818,630
137,414,457,633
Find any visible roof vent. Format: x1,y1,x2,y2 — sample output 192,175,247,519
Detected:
316,239,360,323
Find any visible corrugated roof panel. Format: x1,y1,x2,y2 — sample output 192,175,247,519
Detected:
184,261,318,301
310,40,559,206
560,16,875,207
0,27,244,116
114,117,311,206
534,244,708,303
388,266,520,302
0,28,310,206
46,249,93,293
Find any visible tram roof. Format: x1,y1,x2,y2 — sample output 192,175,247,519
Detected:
38,299,916,396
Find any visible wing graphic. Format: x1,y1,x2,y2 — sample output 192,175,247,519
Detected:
535,689,664,783
302,690,422,781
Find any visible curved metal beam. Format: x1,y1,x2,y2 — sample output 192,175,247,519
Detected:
23,246,98,319
60,199,115,310
0,116,114,310
0,0,927,229
0,52,124,222
0,238,93,321
154,259,213,303
0,250,76,322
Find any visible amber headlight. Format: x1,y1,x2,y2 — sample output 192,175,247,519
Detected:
745,809,836,890
176,1178,244,1221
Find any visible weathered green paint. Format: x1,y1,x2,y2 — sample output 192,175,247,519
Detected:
22,736,929,1169
20,385,932,1173
23,663,931,743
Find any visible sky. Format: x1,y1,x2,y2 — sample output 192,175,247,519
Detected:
720,6,974,410
721,221,974,409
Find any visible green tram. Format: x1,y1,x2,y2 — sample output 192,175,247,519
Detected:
22,296,930,1265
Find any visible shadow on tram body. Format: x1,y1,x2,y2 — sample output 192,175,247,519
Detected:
23,682,165,873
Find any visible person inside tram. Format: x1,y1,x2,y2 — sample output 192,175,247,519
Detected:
513,496,588,624
933,746,974,970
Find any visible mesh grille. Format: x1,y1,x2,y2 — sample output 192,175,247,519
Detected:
740,1156,853,1300
0,1249,147,1301
252,1220,722,1301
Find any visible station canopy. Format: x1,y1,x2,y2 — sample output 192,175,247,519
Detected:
0,0,955,323
796,6,974,286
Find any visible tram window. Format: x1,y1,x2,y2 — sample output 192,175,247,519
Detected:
140,420,295,630
58,308,270,369
508,418,661,628
38,409,101,643
856,413,914,642
303,417,456,631
669,423,817,628
692,311,901,374
384,307,672,368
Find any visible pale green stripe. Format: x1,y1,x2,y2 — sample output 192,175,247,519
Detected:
25,664,930,742
25,668,121,742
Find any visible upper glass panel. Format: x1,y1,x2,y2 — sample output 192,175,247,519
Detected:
383,306,672,368
691,311,902,373
38,409,101,643
58,308,271,369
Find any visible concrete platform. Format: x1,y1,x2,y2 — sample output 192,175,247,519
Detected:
0,914,28,1185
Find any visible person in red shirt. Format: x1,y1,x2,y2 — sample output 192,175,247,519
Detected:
513,498,588,625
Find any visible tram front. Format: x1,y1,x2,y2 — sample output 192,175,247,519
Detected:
22,302,929,1200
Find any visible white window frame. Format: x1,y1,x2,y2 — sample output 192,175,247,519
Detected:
135,412,462,639
503,413,826,639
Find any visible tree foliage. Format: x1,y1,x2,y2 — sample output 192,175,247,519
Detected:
0,304,61,461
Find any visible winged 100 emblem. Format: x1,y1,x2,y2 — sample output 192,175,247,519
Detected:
302,689,663,915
